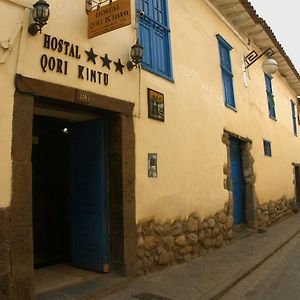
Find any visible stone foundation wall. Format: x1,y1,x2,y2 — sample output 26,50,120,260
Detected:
135,204,234,275
136,197,297,275
258,196,296,228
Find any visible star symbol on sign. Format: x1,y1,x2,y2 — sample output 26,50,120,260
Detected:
114,59,125,74
100,53,112,69
85,48,98,64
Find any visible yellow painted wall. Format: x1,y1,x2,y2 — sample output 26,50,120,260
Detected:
0,1,25,207
135,0,300,223
21,0,139,104
1,0,299,225
0,0,139,207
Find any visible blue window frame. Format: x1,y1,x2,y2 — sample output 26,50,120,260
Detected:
137,0,173,80
263,140,272,157
265,74,276,119
291,100,298,136
217,35,236,109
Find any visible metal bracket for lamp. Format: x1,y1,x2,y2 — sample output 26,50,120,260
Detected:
127,61,137,71
245,47,275,68
244,47,278,75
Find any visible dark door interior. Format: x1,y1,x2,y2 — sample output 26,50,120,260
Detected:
32,116,71,267
32,114,110,272
295,166,300,209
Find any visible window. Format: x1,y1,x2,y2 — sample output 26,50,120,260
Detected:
263,140,272,157
217,34,236,109
291,100,298,136
137,0,173,80
265,74,276,119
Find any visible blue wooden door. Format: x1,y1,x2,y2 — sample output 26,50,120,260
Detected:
230,137,245,224
69,119,109,272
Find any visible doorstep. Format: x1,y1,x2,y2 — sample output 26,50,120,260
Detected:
36,264,130,300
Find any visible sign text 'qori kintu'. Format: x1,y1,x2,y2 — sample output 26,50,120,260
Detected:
88,0,131,39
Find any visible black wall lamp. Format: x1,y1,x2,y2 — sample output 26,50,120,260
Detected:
28,0,50,36
244,47,278,75
127,39,144,71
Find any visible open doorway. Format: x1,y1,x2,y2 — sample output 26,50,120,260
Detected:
32,109,110,274
11,77,136,298
32,116,71,267
294,165,300,209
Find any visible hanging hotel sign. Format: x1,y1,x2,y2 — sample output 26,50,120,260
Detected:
88,0,131,39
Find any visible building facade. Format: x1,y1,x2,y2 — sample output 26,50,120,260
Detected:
1,0,300,298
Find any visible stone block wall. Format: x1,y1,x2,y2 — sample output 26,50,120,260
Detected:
135,204,234,275
258,196,296,228
136,196,297,275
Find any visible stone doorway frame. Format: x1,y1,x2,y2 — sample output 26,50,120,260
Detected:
222,130,258,229
1,74,137,299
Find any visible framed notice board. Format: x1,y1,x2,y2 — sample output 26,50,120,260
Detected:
148,88,165,122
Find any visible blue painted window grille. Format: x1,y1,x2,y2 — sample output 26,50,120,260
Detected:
136,0,173,80
265,74,276,119
217,35,236,109
291,100,298,136
263,140,272,157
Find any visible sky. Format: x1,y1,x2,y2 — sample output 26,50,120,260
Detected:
249,0,300,73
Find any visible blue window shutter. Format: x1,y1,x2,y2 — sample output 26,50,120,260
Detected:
217,35,235,109
139,20,153,69
265,74,276,119
153,0,165,24
219,47,232,73
263,140,272,157
139,0,153,17
137,0,173,80
291,101,298,136
267,94,276,118
222,70,235,107
136,0,142,12
153,26,170,75
265,75,272,93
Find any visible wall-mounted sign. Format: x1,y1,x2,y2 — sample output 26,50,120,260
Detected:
148,88,165,122
88,0,131,39
39,34,128,91
148,153,158,178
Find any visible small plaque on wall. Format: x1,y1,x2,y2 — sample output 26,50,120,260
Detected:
148,88,165,122
148,153,158,178
75,89,90,105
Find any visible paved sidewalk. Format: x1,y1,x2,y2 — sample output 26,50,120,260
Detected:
37,213,300,300
98,213,300,300
220,232,300,299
